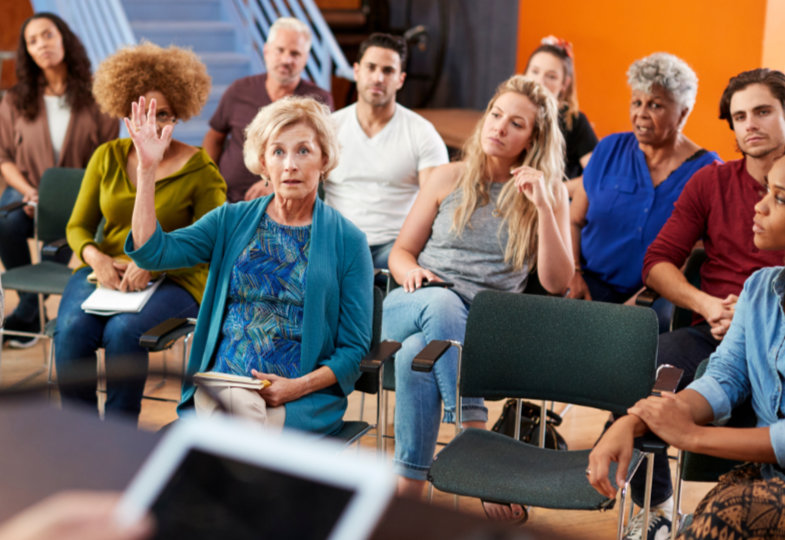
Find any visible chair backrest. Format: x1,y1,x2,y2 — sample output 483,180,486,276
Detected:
460,291,658,416
353,286,384,395
36,167,85,244
671,248,707,330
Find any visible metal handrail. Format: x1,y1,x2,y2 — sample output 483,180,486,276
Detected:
227,0,354,89
30,0,136,68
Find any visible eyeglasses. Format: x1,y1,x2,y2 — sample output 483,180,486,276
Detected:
156,111,177,124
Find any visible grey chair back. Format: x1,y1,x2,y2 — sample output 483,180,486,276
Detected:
36,167,84,244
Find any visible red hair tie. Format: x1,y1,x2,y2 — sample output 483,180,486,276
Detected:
541,35,574,59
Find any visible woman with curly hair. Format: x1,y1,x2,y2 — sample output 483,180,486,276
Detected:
568,53,720,332
382,74,573,518
0,12,117,346
54,42,226,421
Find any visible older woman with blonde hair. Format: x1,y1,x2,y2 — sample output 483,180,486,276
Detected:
383,74,573,518
569,52,720,331
55,43,226,421
127,95,373,434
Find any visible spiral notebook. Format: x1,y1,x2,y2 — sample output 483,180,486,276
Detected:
80,277,164,316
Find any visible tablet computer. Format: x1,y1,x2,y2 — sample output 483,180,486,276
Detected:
115,416,394,540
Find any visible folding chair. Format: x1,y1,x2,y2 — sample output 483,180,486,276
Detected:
0,167,84,384
422,291,659,539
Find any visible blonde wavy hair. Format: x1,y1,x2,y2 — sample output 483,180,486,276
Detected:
243,96,339,179
452,75,565,271
92,42,210,121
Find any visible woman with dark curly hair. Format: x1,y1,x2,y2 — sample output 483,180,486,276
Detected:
0,12,117,345
54,43,226,421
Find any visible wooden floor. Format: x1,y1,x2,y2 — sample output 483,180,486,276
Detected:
0,290,714,539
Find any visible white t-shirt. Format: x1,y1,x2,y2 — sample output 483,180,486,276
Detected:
324,104,448,246
44,94,71,163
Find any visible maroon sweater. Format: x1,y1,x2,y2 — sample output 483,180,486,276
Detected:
642,158,785,323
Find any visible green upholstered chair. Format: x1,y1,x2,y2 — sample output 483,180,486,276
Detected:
636,247,706,331
670,358,755,539
0,167,84,383
422,291,659,539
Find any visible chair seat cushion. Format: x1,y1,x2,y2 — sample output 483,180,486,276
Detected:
2,262,73,296
428,428,639,510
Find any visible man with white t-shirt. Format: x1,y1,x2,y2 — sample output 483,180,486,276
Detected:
324,33,448,268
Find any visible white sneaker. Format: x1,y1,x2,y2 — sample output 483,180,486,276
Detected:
623,507,671,540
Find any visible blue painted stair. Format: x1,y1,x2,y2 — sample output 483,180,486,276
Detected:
121,0,254,147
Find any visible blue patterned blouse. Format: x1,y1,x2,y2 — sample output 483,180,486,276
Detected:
213,214,311,377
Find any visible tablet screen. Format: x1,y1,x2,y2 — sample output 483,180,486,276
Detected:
150,448,355,540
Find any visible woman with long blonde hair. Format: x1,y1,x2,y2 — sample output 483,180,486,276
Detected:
382,74,573,518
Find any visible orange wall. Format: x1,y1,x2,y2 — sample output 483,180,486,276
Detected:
516,0,769,161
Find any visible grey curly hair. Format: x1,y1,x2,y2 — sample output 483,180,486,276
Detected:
627,52,698,124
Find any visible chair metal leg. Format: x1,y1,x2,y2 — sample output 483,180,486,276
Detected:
538,400,547,448
642,452,654,539
375,365,385,453
617,483,628,540
671,451,685,540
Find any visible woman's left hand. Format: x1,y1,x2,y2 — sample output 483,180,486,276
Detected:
117,261,153,293
628,392,698,449
252,370,304,407
512,165,549,209
123,95,173,171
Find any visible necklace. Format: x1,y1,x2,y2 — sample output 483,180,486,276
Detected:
45,82,66,96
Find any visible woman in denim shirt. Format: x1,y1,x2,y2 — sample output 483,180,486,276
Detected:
588,154,785,539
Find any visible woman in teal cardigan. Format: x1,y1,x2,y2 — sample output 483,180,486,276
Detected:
127,95,373,435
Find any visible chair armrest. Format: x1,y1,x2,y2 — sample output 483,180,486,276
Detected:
41,238,70,258
638,432,669,454
0,201,27,217
411,340,452,372
360,339,401,374
635,287,659,308
139,317,195,350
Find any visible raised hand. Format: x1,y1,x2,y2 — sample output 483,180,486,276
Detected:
123,95,173,172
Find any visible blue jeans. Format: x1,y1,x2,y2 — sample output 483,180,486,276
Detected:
370,240,394,270
382,286,488,481
54,267,199,420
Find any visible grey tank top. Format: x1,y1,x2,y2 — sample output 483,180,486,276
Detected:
417,182,529,303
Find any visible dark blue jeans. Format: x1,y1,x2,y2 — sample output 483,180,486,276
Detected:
629,323,719,507
54,267,199,420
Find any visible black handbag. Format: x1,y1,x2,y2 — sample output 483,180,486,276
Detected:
490,399,568,450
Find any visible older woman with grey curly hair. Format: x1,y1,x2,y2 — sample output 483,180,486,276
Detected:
568,52,720,330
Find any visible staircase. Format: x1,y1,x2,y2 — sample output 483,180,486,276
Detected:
121,0,253,146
